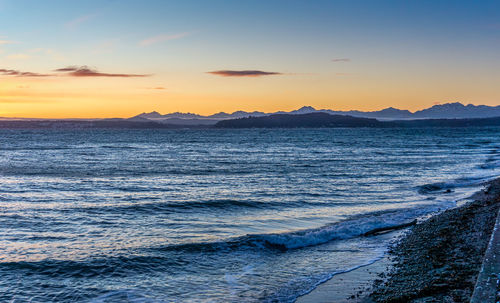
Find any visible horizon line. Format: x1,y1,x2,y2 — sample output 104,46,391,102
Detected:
0,101,495,120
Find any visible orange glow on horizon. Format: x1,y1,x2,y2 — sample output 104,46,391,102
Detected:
1,69,499,118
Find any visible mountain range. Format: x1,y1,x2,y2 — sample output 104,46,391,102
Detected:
131,102,500,126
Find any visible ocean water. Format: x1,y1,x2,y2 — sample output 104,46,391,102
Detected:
1,127,500,302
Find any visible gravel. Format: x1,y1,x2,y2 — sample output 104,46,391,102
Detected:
368,179,500,303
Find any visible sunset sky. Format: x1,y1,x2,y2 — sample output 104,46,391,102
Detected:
1,0,500,118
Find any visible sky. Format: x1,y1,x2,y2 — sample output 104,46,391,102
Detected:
1,0,500,118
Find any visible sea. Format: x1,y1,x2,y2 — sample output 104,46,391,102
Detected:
1,127,500,302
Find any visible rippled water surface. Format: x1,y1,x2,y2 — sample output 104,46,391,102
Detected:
1,127,500,302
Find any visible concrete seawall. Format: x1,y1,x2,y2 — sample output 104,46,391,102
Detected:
470,207,500,302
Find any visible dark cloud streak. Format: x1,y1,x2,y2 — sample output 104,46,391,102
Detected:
0,69,50,77
1,66,150,78
331,58,351,62
54,66,150,77
54,66,79,72
207,70,282,77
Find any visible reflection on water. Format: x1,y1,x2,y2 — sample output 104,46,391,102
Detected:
1,127,500,302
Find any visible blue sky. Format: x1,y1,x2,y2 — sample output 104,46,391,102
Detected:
1,0,500,117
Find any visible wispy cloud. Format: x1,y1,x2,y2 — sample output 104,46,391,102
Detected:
140,32,191,46
145,86,166,90
331,58,351,62
207,70,282,77
54,66,150,77
0,68,49,77
1,66,150,78
66,13,98,29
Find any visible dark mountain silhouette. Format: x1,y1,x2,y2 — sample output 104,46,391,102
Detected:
412,102,500,119
208,110,267,119
136,111,202,119
3,102,500,128
346,107,413,119
130,103,500,126
135,111,164,119
289,106,318,115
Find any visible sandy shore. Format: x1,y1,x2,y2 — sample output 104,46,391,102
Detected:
296,256,392,303
366,179,500,302
296,231,400,303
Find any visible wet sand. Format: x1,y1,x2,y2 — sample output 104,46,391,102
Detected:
296,231,401,303
296,256,392,303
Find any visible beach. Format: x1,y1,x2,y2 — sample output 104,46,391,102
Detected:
367,179,500,302
299,179,500,303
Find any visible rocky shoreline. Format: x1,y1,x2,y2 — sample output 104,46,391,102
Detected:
366,179,500,302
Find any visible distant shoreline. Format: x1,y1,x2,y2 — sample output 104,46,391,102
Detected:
214,113,500,128
3,113,500,129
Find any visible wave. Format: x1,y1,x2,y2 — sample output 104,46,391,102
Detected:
479,155,500,169
249,208,427,250
64,199,315,216
34,198,357,217
417,173,499,194
115,199,286,214
100,145,144,150
0,255,180,278
479,161,500,169
0,146,72,151
154,205,443,253
0,167,255,178
417,182,455,194
0,207,433,281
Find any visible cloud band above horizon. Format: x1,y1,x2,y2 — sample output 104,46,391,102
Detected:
0,66,150,78
331,58,350,62
0,68,49,77
207,70,282,77
54,66,150,77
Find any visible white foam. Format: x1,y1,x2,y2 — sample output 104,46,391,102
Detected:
254,205,444,250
